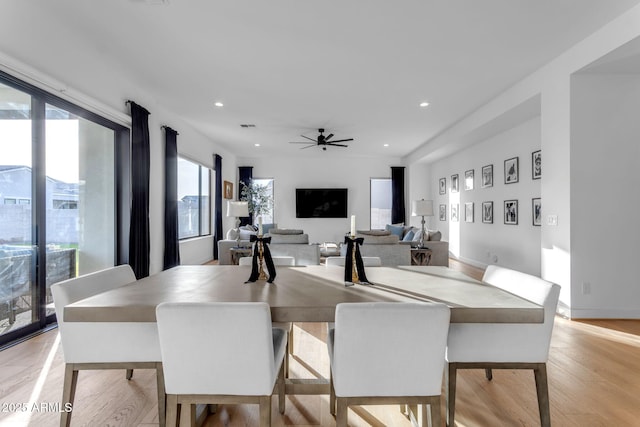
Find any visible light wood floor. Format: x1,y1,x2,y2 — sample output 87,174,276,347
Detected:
1,262,639,426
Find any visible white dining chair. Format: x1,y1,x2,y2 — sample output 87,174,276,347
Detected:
328,302,450,427
156,302,287,427
238,256,295,266
445,265,561,427
324,256,382,267
51,265,165,427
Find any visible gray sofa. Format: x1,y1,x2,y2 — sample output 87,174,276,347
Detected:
217,229,320,266
350,229,450,267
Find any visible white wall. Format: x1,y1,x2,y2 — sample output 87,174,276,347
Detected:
237,155,402,244
570,73,640,318
427,117,542,275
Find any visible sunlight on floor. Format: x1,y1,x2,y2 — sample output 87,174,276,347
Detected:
4,332,61,426
563,318,640,348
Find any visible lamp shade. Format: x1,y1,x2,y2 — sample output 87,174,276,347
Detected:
412,199,434,216
227,200,249,217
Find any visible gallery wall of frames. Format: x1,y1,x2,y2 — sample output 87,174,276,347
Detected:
438,149,541,226
429,116,542,275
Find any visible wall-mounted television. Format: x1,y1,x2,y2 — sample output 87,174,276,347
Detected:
296,188,348,218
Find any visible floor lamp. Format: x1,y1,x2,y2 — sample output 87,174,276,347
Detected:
412,199,434,249
226,201,249,246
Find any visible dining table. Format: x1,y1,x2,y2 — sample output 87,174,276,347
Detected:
64,264,543,324
62,264,543,426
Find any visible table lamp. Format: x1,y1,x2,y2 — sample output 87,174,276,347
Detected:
411,199,434,249
226,200,249,246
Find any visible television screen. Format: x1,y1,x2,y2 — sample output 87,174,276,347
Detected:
296,188,348,218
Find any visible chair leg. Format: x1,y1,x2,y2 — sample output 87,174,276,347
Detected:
278,361,286,414
156,363,166,427
446,363,457,427
431,396,442,427
288,323,294,355
126,369,134,380
60,364,78,427
485,368,493,381
329,373,336,416
336,398,348,427
259,396,271,427
188,404,196,427
534,363,551,427
420,404,429,427
165,395,178,427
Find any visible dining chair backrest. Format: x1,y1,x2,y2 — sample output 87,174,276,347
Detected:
330,302,450,397
156,301,284,396
447,264,560,363
51,264,160,363
325,256,382,267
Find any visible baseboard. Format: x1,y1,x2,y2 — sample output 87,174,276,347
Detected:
569,308,640,319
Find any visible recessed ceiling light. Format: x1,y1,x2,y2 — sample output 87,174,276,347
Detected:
214,102,224,107
383,144,389,147
254,143,261,147
419,102,429,108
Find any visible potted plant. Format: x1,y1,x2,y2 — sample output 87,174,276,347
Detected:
240,181,273,223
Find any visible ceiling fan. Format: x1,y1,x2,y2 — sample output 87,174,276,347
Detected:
289,128,354,150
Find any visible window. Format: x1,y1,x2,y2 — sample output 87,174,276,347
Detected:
0,72,129,346
370,178,392,230
251,178,274,224
177,157,211,239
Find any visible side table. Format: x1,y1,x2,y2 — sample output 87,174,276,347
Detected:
411,248,432,266
230,247,252,265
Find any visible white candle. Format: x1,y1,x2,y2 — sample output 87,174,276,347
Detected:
350,215,356,237
258,216,263,236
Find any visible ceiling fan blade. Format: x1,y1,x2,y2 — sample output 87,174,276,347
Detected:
327,138,353,143
301,135,317,142
300,144,316,149
324,133,334,141
289,141,314,144
329,144,349,147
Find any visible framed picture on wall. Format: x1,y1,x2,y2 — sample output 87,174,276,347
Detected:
465,202,474,222
504,199,518,225
224,180,233,199
482,201,493,223
481,164,493,188
532,150,542,180
439,204,447,221
464,169,474,190
439,177,446,195
504,157,519,184
451,174,459,193
451,203,459,222
532,198,542,226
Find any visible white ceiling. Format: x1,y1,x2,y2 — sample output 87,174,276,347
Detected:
2,0,640,160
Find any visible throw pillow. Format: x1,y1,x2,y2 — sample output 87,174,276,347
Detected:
402,229,415,242
239,228,257,240
412,229,425,243
385,223,404,238
428,230,442,241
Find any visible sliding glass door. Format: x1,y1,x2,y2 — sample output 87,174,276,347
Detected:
0,74,128,346
0,83,36,338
